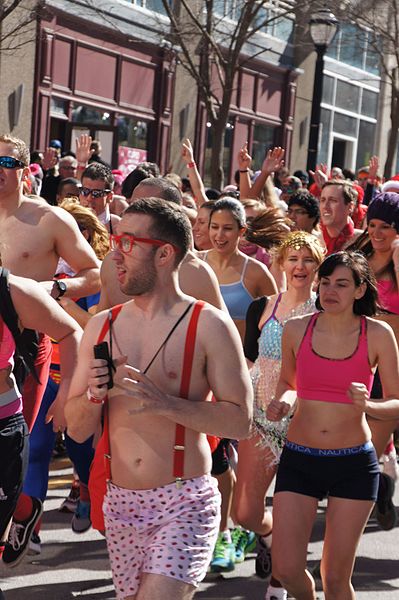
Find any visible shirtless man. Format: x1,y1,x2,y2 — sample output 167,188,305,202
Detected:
0,134,100,425
66,198,252,600
0,134,100,563
97,178,226,312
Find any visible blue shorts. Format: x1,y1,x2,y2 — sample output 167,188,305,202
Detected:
275,440,380,501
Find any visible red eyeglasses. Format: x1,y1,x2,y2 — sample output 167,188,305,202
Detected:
110,233,176,255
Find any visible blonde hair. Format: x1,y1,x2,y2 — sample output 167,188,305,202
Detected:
275,231,325,265
0,134,30,165
60,199,109,260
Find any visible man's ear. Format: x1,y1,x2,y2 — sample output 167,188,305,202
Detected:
157,243,176,265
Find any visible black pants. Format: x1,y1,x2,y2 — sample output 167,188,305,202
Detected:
0,413,29,539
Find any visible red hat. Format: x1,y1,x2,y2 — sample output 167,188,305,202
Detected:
353,183,364,203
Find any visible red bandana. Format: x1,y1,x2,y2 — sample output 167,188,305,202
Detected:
321,221,354,255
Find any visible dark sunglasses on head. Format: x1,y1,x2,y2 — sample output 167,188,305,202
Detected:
79,187,111,198
0,156,26,169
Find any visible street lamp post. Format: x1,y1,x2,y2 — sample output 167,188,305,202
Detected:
306,9,338,173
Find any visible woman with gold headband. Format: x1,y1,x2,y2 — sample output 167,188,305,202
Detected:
234,231,325,600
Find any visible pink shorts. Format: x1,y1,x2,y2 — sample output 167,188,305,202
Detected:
103,475,221,599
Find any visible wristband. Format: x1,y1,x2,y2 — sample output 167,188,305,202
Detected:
77,165,86,171
239,169,249,173
87,389,105,405
187,161,196,169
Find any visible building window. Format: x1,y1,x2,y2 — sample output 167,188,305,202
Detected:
130,0,169,13
117,116,148,150
326,23,380,75
356,120,375,169
335,81,360,113
215,1,294,43
361,89,378,119
203,121,234,187
71,104,111,125
252,124,275,170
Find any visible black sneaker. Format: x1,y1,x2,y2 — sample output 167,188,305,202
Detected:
255,535,272,579
375,472,398,531
3,497,43,568
28,531,41,556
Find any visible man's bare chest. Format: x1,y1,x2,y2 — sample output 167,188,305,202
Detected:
0,220,56,278
110,315,206,395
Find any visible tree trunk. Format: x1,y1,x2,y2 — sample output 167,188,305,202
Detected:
384,92,399,180
210,118,227,190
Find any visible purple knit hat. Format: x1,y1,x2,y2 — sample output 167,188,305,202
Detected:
367,192,399,232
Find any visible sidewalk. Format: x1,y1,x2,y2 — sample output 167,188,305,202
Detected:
0,457,398,599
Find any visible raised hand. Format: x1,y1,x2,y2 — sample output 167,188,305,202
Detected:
237,142,252,171
262,146,285,174
309,163,328,189
368,155,379,181
181,138,194,164
42,147,58,171
75,133,93,165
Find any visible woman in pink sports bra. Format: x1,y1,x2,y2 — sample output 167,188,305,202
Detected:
350,192,399,527
267,251,399,600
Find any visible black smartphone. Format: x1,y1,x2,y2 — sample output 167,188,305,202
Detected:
93,341,114,389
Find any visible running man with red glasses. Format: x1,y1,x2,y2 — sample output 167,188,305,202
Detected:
66,197,253,600
0,134,100,566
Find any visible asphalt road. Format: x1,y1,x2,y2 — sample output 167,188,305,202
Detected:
0,459,398,599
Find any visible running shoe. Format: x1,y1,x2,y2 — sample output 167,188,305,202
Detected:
265,585,288,600
71,499,92,533
231,527,256,563
3,497,43,567
28,532,41,556
255,534,272,579
375,472,398,531
59,481,80,513
210,532,235,572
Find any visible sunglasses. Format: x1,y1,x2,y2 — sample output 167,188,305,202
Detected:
80,187,111,198
110,233,176,255
0,156,26,169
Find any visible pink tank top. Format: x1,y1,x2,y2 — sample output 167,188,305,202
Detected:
296,312,373,404
0,318,22,418
377,280,399,315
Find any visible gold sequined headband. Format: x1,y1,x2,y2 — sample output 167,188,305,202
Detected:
278,231,325,254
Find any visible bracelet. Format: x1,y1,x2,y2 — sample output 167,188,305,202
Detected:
187,161,196,169
87,389,105,405
239,169,249,173
77,165,86,171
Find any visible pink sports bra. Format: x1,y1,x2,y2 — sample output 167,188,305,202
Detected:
0,317,22,417
296,312,374,404
377,280,399,315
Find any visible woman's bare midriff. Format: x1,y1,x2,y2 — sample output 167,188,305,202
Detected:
108,403,212,490
287,397,372,449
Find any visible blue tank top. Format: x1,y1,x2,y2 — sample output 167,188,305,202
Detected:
258,293,284,360
218,256,254,320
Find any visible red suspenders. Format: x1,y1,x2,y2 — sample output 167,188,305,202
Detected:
96,301,205,486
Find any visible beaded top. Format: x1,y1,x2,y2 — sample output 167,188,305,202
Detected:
250,293,316,462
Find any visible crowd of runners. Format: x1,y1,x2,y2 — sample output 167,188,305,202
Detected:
0,132,398,600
